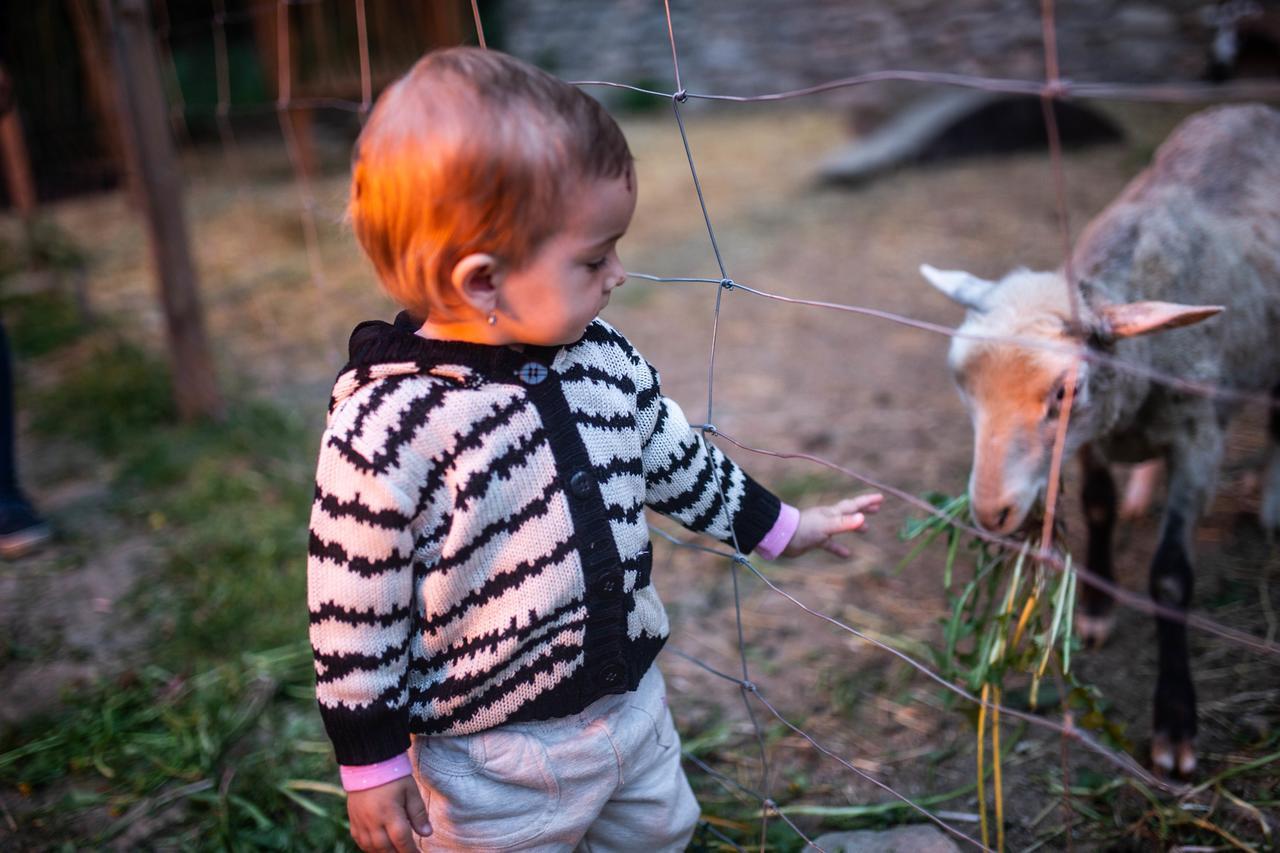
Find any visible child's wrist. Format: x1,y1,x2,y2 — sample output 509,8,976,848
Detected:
754,502,800,560
339,753,414,791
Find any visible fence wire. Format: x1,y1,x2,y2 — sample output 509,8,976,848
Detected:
135,0,1280,848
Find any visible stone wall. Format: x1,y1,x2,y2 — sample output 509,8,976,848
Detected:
495,0,1216,117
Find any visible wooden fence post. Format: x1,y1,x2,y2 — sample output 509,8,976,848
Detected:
0,66,37,222
66,0,136,203
100,0,223,421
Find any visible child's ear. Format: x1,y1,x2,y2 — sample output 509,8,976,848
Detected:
451,253,502,316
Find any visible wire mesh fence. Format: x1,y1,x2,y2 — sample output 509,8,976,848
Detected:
28,0,1280,848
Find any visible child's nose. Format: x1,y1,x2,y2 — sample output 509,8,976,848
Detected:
607,266,626,290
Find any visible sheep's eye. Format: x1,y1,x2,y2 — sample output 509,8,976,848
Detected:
1045,383,1069,420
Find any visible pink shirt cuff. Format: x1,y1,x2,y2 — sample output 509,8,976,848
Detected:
340,753,414,792
754,502,800,560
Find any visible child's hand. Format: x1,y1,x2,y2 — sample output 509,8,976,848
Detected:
347,776,431,853
782,494,883,558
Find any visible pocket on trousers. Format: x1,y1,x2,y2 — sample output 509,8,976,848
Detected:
417,731,486,777
626,699,677,751
415,729,560,849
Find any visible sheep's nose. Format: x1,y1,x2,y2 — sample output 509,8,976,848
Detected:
975,503,1014,533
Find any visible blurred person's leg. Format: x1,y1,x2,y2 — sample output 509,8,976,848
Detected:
0,317,49,558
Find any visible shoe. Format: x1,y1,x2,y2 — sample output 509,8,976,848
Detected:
0,500,51,558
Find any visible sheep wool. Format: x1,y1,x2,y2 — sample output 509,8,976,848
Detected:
308,313,781,766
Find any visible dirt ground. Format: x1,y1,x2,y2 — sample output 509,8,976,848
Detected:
8,99,1280,849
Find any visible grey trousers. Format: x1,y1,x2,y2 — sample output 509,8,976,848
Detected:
411,666,700,852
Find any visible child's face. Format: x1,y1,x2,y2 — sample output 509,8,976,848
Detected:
498,170,636,346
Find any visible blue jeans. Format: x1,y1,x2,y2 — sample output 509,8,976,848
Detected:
0,317,21,505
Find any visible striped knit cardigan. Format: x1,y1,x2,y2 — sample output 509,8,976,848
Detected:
308,312,782,766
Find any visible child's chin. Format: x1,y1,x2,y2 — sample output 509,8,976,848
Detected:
542,326,591,347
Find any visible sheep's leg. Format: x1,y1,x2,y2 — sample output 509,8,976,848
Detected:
1077,444,1116,647
1260,382,1280,536
1149,428,1219,778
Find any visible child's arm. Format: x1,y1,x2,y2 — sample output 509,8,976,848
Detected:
347,776,432,852
781,494,884,558
635,357,778,552
634,354,882,558
308,392,438,847
309,429,418,763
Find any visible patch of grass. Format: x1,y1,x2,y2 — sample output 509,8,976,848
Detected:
820,666,875,718
113,401,315,668
0,646,348,849
0,290,86,358
8,340,345,846
680,708,811,851
679,706,959,851
1045,762,1280,851
22,218,90,273
0,218,88,279
30,338,177,453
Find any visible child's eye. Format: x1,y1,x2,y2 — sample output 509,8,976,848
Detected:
585,258,607,272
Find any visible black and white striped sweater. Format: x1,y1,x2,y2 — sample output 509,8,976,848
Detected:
308,313,782,766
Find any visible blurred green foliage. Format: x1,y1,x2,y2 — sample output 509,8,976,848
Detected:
612,77,670,114
0,649,345,849
117,401,315,669
0,290,85,359
3,337,348,848
0,219,90,357
30,339,177,454
171,38,269,136
0,219,88,278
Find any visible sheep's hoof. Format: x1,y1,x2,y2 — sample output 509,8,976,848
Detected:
1074,610,1114,649
1151,732,1197,778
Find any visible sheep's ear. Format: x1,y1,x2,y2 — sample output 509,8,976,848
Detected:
1096,301,1224,339
920,264,994,312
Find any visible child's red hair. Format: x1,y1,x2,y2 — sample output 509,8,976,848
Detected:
350,47,633,319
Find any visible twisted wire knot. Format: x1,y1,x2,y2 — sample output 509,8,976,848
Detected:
1041,78,1072,98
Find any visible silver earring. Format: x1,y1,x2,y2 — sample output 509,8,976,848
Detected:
487,312,497,326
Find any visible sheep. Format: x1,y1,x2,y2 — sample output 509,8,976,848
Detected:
920,103,1280,776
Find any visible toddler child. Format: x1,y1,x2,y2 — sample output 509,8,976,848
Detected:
308,47,883,853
